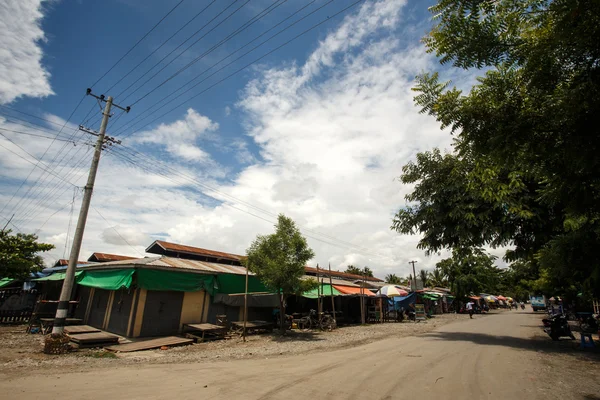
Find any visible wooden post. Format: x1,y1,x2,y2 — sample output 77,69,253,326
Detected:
316,264,321,316
379,296,383,324
328,263,336,327
360,273,365,324
243,264,249,342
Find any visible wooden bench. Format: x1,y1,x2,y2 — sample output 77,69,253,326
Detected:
183,323,228,343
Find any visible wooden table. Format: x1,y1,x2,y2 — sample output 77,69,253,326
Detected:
182,323,228,342
231,320,273,335
39,318,83,334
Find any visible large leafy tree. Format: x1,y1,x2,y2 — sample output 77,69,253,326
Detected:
437,248,500,300
393,0,600,297
245,215,316,333
0,230,54,279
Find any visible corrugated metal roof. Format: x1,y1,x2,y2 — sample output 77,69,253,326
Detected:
301,275,359,287
80,256,250,276
304,266,383,282
88,253,137,262
53,259,88,267
146,240,243,262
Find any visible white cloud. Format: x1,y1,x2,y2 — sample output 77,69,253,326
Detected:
133,108,218,162
0,0,54,104
0,0,487,278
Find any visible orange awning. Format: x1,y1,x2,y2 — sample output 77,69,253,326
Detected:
333,285,376,296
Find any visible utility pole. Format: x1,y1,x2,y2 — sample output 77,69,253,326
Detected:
46,89,129,350
409,260,418,291
1,214,14,232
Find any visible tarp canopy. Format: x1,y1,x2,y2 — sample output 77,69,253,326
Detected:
77,269,134,290
302,284,342,299
390,292,416,311
0,278,16,288
215,274,269,295
137,269,215,294
333,285,376,296
34,271,83,281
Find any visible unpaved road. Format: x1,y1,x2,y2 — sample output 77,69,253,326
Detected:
2,311,599,399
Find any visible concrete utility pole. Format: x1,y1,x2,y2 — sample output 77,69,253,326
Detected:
409,260,418,291
47,90,129,345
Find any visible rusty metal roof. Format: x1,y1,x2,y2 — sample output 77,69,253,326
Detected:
304,266,383,282
145,240,244,262
81,256,250,276
87,253,137,262
53,259,88,267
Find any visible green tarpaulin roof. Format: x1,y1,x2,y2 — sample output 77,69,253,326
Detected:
136,269,215,294
35,271,83,281
215,274,269,295
77,269,134,290
302,284,342,299
0,278,16,288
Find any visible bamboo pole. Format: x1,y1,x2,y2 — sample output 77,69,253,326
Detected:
243,264,249,342
360,272,365,324
328,263,336,327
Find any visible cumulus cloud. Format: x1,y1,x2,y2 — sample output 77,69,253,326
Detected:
133,108,218,162
1,0,481,277
0,0,54,104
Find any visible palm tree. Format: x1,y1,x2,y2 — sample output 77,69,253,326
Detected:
419,269,429,288
385,274,402,284
429,268,448,288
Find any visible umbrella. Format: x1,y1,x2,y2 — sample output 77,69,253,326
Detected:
497,295,507,301
377,285,409,297
484,295,497,303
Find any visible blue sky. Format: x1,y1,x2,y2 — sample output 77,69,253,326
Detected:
0,0,497,276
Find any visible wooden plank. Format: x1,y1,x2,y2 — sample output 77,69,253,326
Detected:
69,332,119,344
105,336,193,353
231,320,273,329
64,325,101,334
184,323,227,332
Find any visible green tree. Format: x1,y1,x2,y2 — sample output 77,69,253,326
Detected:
419,269,430,288
245,215,316,333
385,274,402,284
345,265,374,277
394,0,600,297
429,268,448,288
436,248,500,300
0,230,54,279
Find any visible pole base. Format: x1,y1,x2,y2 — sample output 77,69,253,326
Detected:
43,333,71,355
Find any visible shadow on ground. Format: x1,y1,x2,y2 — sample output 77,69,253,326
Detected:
425,331,600,361
268,330,326,343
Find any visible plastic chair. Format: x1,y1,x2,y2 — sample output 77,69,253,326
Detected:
580,333,596,349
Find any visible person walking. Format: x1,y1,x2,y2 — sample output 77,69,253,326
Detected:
466,301,474,319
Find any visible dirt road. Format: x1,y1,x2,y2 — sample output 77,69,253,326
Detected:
2,311,599,399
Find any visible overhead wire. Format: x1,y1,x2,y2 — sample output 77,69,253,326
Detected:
117,0,250,103
130,0,290,107
106,143,390,259
0,93,86,218
91,206,145,257
104,0,218,94
114,0,332,138
89,0,186,89
0,127,83,145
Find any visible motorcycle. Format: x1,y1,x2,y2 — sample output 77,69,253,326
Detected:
542,314,575,341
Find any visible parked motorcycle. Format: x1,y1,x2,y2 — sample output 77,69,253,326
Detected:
542,314,575,341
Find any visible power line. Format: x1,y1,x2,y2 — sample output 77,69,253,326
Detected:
0,127,83,145
89,0,186,89
104,0,218,94
130,0,290,106
0,105,71,129
91,206,144,257
0,134,80,189
0,94,86,218
115,0,334,138
106,143,390,259
117,0,250,103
